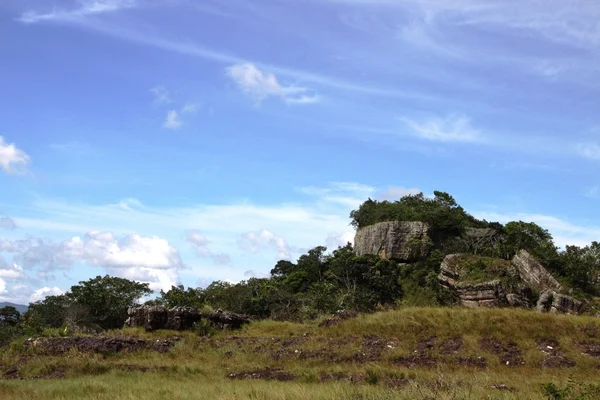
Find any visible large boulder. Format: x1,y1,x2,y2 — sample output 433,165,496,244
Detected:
511,250,562,293
354,221,431,262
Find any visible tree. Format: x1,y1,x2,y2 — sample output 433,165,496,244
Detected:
23,295,71,330
0,306,20,327
154,285,204,309
67,275,152,329
502,221,557,261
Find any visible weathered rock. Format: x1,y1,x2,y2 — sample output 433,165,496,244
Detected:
512,250,562,293
126,306,201,332
354,221,431,262
536,290,583,315
204,310,250,330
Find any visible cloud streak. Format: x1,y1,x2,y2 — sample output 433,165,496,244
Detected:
400,114,482,142
19,0,137,24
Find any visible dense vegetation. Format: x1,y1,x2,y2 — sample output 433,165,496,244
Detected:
1,190,599,346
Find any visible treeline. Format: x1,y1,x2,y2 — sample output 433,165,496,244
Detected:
1,190,599,346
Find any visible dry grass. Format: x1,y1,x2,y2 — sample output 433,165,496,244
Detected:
1,307,600,399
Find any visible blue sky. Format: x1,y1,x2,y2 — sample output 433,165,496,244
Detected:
1,0,600,304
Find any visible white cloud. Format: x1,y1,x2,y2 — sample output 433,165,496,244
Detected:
19,0,137,24
62,231,183,270
237,229,294,260
3,232,184,292
0,136,29,174
325,231,355,249
28,286,64,303
150,86,172,105
163,110,183,130
400,114,481,142
577,143,600,160
0,263,26,280
244,270,270,279
0,278,6,294
585,185,600,199
226,63,320,105
0,217,17,230
181,103,201,114
186,230,231,265
377,186,422,201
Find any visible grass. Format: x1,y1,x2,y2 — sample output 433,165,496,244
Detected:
1,307,600,399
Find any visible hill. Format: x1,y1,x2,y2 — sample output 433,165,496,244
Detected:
0,302,27,314
1,307,600,399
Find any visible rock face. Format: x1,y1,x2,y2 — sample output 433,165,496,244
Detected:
536,290,583,315
125,306,250,331
511,250,562,293
439,254,531,309
126,306,201,332
354,221,431,262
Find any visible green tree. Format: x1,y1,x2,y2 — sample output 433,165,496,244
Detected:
502,221,557,261
23,295,71,330
153,285,204,309
67,275,152,329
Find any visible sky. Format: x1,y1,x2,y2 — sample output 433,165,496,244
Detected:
1,0,600,305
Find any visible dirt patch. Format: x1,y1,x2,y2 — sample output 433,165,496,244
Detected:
537,339,575,368
393,355,437,369
439,337,463,355
479,338,524,367
24,336,178,355
228,368,296,381
415,336,437,354
456,356,487,368
580,342,600,357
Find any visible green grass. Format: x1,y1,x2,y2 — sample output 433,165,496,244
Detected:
1,307,600,399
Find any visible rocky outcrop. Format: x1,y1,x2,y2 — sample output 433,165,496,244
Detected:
125,306,250,331
204,310,251,330
511,250,562,293
536,290,583,315
126,306,202,332
354,221,431,262
439,254,531,309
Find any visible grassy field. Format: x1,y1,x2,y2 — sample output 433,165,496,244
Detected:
2,307,600,399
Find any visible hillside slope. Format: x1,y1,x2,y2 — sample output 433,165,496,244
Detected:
2,307,600,399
